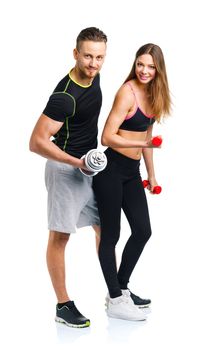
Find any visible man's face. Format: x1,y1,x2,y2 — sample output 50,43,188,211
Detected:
74,40,106,79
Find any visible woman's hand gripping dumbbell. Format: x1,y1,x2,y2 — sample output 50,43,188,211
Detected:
142,136,162,193
151,136,163,147
146,135,163,148
79,149,107,177
142,179,162,194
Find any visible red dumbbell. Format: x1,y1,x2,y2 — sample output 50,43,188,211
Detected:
142,180,162,194
151,136,163,147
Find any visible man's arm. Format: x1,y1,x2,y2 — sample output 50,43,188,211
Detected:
29,114,83,168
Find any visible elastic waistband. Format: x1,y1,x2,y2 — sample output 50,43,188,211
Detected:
105,148,140,168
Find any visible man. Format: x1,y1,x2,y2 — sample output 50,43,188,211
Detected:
29,27,107,328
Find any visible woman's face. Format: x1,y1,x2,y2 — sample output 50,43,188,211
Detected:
135,54,156,84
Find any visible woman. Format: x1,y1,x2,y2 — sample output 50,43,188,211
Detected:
93,43,171,321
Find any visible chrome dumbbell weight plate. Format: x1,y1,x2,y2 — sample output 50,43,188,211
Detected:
80,149,107,177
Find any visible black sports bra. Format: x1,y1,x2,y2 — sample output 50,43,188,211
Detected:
119,82,155,132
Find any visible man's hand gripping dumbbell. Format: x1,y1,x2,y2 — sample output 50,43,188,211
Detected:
79,149,107,177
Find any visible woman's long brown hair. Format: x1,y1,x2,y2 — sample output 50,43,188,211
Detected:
125,44,171,121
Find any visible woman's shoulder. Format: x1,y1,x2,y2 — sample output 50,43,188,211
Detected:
116,80,135,98
112,83,135,110
122,79,136,89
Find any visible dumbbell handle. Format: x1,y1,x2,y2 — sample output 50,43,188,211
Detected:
142,180,162,194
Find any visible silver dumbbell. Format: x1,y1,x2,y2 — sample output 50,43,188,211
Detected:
80,149,107,177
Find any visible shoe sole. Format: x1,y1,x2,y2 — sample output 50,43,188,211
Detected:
139,306,151,315
55,316,90,328
106,311,146,321
137,302,151,308
105,299,151,309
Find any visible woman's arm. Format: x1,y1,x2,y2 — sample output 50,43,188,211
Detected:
142,125,159,191
101,85,156,149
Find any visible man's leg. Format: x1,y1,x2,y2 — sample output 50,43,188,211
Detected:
45,160,91,327
47,230,90,328
46,230,70,303
93,224,101,253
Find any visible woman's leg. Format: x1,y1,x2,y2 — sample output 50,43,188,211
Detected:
117,174,152,289
93,162,123,298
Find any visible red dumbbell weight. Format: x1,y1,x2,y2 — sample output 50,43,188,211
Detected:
142,180,162,194
151,136,163,147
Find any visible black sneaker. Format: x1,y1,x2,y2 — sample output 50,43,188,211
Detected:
55,301,90,328
130,291,151,308
122,289,151,308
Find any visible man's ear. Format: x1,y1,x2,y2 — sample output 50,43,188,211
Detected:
73,48,78,60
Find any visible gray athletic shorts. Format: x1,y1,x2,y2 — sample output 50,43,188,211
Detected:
45,160,100,234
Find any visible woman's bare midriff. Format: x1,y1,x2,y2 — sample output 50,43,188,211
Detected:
112,129,147,160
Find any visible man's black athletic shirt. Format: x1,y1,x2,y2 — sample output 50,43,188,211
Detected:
43,72,102,158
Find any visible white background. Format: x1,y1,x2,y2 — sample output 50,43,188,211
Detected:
1,0,212,349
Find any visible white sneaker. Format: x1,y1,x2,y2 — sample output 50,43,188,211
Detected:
105,290,131,307
106,295,147,321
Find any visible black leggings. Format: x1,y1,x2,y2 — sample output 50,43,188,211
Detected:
93,148,152,298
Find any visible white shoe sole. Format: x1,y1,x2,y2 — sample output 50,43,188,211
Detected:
105,298,151,309
106,310,146,321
